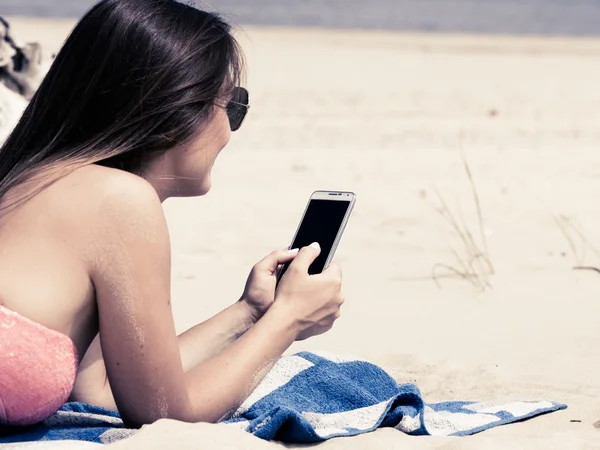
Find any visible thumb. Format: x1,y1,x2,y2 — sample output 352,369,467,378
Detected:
256,248,300,272
289,242,321,271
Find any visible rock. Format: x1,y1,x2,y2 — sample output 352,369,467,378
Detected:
0,15,50,144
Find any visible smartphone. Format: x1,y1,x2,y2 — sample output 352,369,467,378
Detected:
276,190,356,285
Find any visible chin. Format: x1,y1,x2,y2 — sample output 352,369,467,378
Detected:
190,178,212,197
196,185,211,196
198,177,212,195
170,177,211,198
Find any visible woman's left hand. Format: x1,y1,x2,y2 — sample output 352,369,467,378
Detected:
239,248,299,324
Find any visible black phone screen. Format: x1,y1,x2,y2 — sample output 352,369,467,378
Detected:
278,199,351,282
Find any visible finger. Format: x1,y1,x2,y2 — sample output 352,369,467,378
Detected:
289,242,321,271
255,248,300,272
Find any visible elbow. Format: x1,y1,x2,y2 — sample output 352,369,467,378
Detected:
119,401,198,429
119,412,163,429
117,394,235,427
120,411,193,429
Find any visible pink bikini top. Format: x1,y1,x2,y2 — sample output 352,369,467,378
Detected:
0,305,79,427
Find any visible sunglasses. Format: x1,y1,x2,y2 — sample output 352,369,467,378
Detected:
226,87,250,132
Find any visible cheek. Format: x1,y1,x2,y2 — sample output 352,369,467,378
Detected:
215,108,232,148
182,111,231,172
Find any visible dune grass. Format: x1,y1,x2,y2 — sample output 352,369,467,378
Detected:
428,156,495,290
554,214,600,275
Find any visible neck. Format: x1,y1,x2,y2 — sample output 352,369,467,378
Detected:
142,157,177,203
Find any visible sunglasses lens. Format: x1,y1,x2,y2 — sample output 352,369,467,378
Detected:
226,87,249,131
227,103,245,131
235,87,249,106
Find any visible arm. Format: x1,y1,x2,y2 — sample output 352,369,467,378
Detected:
89,176,297,427
185,303,295,422
177,301,255,372
71,301,257,411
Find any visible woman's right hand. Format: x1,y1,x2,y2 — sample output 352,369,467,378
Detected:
273,243,345,341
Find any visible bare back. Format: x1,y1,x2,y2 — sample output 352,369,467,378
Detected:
0,164,144,357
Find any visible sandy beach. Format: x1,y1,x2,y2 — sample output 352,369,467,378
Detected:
3,16,600,449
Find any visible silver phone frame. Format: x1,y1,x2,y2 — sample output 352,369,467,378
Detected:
279,190,356,279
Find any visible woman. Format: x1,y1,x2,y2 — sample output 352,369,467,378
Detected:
0,0,344,428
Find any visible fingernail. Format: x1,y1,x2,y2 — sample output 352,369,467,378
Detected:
287,248,299,254
309,242,320,250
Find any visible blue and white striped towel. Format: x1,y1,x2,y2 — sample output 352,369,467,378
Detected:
223,351,567,442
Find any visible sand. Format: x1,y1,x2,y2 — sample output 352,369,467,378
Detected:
3,16,600,449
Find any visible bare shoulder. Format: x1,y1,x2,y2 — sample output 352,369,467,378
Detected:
59,165,160,209
53,165,164,224
46,165,170,261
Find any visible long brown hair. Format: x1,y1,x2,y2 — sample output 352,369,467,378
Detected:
0,0,244,214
